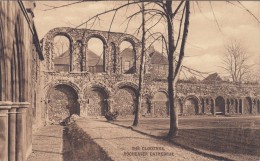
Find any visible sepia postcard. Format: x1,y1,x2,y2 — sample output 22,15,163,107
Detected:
0,1,259,161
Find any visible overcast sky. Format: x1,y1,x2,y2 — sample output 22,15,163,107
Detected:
34,1,260,79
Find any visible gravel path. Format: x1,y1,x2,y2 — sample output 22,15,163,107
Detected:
76,119,216,161
27,125,64,161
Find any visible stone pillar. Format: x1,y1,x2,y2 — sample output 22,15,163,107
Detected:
104,44,109,73
212,99,216,116
241,98,244,115
116,45,121,74
150,100,155,116
84,43,89,72
16,102,30,161
8,103,20,161
44,99,49,125
82,42,87,72
78,98,87,117
202,99,205,114
198,99,202,114
0,101,12,161
225,99,228,115
252,99,257,115
107,98,114,112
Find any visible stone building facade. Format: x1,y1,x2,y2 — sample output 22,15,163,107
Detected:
0,1,43,161
39,27,260,125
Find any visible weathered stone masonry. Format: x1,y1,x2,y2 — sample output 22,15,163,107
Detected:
0,1,43,161
39,27,260,124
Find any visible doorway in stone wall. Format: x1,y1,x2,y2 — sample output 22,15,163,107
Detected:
184,97,199,115
47,84,80,123
153,91,169,117
88,87,108,116
215,96,225,114
114,87,137,116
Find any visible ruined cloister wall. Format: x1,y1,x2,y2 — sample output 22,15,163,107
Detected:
39,27,260,125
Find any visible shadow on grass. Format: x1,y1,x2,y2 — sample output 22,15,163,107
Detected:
113,117,260,160
171,127,260,156
62,124,113,161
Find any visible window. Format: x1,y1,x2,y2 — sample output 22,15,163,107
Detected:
53,35,70,72
120,41,135,74
88,38,104,73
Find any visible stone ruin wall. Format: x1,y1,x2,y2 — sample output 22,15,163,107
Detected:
38,27,260,124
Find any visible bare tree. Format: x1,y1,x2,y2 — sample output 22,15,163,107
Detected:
220,40,252,83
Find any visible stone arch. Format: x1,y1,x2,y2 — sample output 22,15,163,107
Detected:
153,91,169,117
51,31,74,44
113,85,137,116
243,97,252,114
151,89,168,100
88,83,111,98
85,33,108,45
184,95,199,115
117,35,139,48
115,82,138,93
46,84,80,123
215,96,225,114
45,81,81,98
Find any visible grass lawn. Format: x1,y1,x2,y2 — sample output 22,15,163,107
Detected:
115,116,260,161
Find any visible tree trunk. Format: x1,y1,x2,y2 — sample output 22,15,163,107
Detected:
166,1,178,138
167,0,190,138
133,2,145,126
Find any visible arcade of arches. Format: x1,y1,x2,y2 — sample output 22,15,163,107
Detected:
37,27,260,124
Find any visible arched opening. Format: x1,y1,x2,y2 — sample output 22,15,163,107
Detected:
215,96,225,114
120,41,135,74
239,99,243,114
88,87,108,116
176,98,183,115
87,38,105,73
153,91,169,116
184,96,199,115
201,98,205,113
244,97,252,114
229,99,238,114
235,99,239,113
47,84,79,123
114,86,137,116
53,35,71,72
